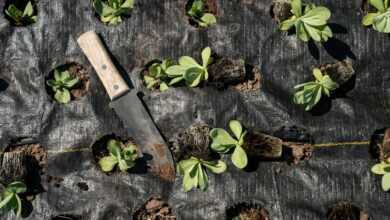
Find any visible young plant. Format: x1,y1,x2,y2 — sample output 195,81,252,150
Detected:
0,181,27,217
143,59,174,92
293,68,338,111
371,162,390,191
362,0,390,33
279,0,333,42
210,120,248,169
98,139,138,172
47,69,79,104
5,1,37,26
187,0,217,27
165,47,212,87
177,156,226,192
93,0,134,25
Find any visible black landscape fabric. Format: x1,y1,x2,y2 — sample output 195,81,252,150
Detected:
1,0,390,219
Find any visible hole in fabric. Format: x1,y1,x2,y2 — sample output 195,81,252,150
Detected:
3,0,38,26
226,202,269,220
327,201,369,220
133,197,176,220
45,62,90,104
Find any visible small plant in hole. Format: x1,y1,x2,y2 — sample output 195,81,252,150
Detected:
143,59,174,92
98,139,138,172
371,161,390,191
177,156,226,192
187,0,217,27
279,0,333,42
47,68,79,104
0,181,27,217
293,68,338,111
93,0,134,25
4,1,37,26
166,47,212,88
210,120,248,169
362,0,390,33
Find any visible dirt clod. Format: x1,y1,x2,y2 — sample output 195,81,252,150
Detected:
133,197,176,220
284,142,314,165
327,202,369,220
271,0,292,23
227,202,269,220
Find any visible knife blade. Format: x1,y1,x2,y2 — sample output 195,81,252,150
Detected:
77,31,175,182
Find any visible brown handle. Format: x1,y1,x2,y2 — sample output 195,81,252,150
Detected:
77,31,129,100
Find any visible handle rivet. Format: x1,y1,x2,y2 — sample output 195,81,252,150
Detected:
114,85,119,90
102,64,107,70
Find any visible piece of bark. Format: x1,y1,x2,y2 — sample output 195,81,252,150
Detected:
379,128,390,162
0,152,28,185
243,132,283,159
207,58,246,89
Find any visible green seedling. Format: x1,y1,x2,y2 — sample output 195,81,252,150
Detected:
371,162,390,191
279,0,333,42
143,59,174,92
177,156,226,192
293,68,338,111
0,181,27,217
210,120,248,169
93,0,134,25
187,0,217,27
99,139,138,172
5,1,37,26
362,0,390,33
47,69,79,104
165,47,212,87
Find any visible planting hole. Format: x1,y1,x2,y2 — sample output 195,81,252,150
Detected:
45,63,90,104
185,0,218,28
327,202,369,220
4,0,38,26
133,197,176,220
226,202,269,220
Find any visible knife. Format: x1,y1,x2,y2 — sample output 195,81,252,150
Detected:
77,31,175,182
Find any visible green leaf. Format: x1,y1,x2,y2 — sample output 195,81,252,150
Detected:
200,13,217,26
64,77,79,88
118,159,130,172
99,156,118,172
144,75,157,89
169,76,184,85
197,164,208,191
6,182,27,194
121,0,134,8
179,56,201,68
0,193,13,210
166,65,187,77
231,146,248,169
23,1,34,17
94,0,116,17
54,89,71,104
382,173,390,191
123,145,137,161
107,139,122,158
5,5,23,23
183,163,199,192
209,128,238,153
370,0,386,12
279,16,297,31
304,23,322,42
184,67,204,87
202,160,227,174
161,59,174,71
291,0,302,17
373,13,390,33
188,0,204,18
229,120,243,140
362,13,380,26
177,157,198,175
371,162,390,174
59,71,71,82
159,82,169,91
148,63,161,77
296,21,310,42
14,195,22,217
301,7,331,26
201,47,211,68
313,68,324,81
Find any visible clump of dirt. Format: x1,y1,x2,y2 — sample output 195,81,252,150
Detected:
243,131,283,159
169,123,217,162
270,0,292,23
232,64,262,92
46,63,90,102
185,0,218,28
227,202,269,220
370,128,390,163
133,197,176,220
47,175,64,188
283,142,314,165
318,59,355,87
327,202,369,220
91,134,139,174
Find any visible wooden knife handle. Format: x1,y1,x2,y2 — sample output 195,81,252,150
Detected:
77,31,129,100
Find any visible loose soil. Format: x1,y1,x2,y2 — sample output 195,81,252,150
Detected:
133,197,176,220
231,64,262,92
270,0,292,23
226,202,269,220
169,123,218,162
327,202,369,220
91,134,139,174
46,63,90,103
186,0,218,28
